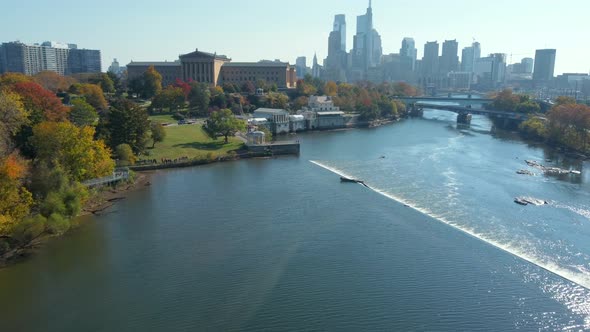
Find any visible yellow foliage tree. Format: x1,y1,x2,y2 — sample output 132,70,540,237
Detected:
31,122,115,182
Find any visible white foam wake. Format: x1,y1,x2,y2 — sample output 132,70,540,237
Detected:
310,160,590,290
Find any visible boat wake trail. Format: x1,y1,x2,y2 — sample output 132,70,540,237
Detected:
310,160,590,290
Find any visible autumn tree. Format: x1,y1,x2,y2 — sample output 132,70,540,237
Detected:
0,90,28,157
173,78,192,100
99,99,150,153
33,71,77,93
11,81,69,124
70,83,108,110
142,65,163,99
324,81,338,96
0,153,33,238
0,73,32,87
203,109,246,143
150,122,166,148
30,121,114,182
69,98,98,127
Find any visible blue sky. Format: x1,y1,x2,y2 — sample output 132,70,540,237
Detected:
1,0,588,75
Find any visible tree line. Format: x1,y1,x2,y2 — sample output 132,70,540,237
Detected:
0,71,163,258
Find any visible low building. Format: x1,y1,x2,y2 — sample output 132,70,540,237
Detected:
246,131,266,145
127,61,182,87
253,108,290,134
316,111,346,129
298,95,345,130
289,114,305,132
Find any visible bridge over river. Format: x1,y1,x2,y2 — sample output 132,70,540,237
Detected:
398,96,529,125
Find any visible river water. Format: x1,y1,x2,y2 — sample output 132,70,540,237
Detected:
1,109,589,331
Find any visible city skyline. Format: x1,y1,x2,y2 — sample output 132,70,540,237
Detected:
0,0,588,75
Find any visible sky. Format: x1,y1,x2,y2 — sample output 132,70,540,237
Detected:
1,0,588,75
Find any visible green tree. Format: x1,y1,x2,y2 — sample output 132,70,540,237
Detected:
150,86,185,112
100,99,150,154
203,109,246,143
71,83,108,110
515,100,541,113
115,143,136,166
188,82,210,116
69,98,97,127
150,122,166,148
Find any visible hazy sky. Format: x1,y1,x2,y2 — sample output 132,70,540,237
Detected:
1,0,588,75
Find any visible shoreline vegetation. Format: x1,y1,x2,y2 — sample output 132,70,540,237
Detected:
1,68,587,268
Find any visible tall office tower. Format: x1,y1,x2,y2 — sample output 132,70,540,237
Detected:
351,0,382,80
533,49,556,82
400,37,417,71
521,58,534,74
333,14,346,52
461,41,481,73
295,56,307,79
422,41,439,77
440,39,459,74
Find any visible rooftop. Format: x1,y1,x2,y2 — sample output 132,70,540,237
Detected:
127,61,180,67
254,108,289,114
223,62,290,68
179,49,230,61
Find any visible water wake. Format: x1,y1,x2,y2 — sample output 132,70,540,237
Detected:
310,160,590,290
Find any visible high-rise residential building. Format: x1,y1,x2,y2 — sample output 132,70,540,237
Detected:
399,37,417,71
67,48,101,74
0,40,101,75
333,14,346,52
533,49,556,82
351,0,382,80
421,41,439,77
461,41,481,73
439,39,459,74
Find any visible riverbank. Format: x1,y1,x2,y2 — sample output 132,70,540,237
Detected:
0,171,153,268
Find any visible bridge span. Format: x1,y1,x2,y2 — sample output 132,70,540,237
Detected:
408,101,530,125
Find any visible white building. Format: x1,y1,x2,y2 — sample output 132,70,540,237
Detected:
253,108,290,134
299,96,345,130
289,115,305,132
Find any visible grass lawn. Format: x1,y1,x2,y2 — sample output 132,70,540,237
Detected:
149,114,177,125
145,123,244,161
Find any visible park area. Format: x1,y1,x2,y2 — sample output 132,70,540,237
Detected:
145,116,244,162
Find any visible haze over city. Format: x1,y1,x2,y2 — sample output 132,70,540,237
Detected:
1,0,588,75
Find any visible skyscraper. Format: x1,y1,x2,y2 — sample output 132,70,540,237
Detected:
440,39,459,74
400,37,417,71
533,49,556,82
333,14,346,52
422,41,439,77
351,0,382,80
460,41,481,73
295,56,307,79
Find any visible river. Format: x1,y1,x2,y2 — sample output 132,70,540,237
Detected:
1,109,589,331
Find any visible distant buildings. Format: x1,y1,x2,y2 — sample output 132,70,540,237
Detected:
351,1,382,80
127,49,297,89
440,39,459,74
460,42,481,73
533,49,556,84
399,37,417,71
295,56,308,79
0,41,101,75
108,58,125,76
324,14,349,82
